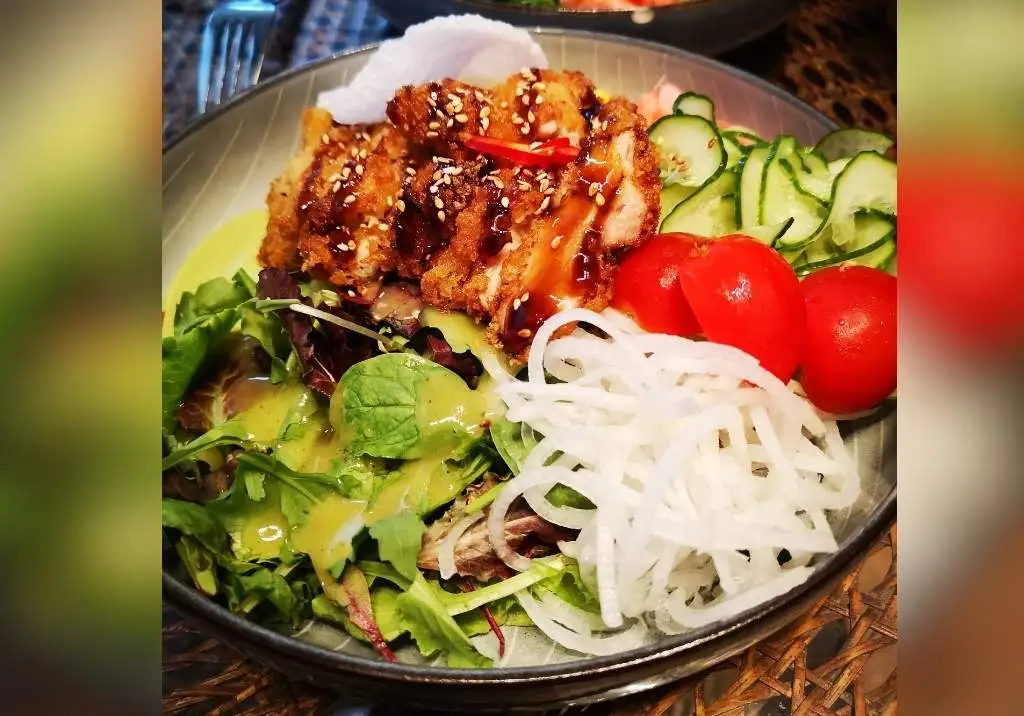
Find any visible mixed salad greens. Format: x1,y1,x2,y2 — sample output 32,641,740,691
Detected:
162,268,596,666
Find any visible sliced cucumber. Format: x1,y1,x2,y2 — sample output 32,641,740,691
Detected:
786,158,833,203
649,114,725,188
828,158,851,177
799,149,830,177
660,170,737,235
793,219,895,276
741,217,795,245
722,126,766,145
759,138,827,250
722,133,744,169
820,151,897,246
736,145,771,228
660,184,696,224
815,128,895,162
672,92,715,122
847,213,897,269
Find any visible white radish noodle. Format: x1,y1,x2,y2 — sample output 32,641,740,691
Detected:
490,308,861,653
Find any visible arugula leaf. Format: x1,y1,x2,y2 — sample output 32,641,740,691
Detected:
161,418,247,470
241,466,266,502
397,575,491,668
240,306,292,384
161,309,238,428
174,535,219,596
162,498,227,554
222,566,302,624
534,558,601,614
233,268,258,297
358,560,411,590
174,276,250,334
368,512,426,583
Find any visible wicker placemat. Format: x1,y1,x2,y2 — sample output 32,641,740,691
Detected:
163,0,896,712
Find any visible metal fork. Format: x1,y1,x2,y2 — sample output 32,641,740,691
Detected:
196,0,278,113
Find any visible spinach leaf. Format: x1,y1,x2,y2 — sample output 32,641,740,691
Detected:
368,512,426,583
397,575,491,668
161,309,238,428
332,353,483,459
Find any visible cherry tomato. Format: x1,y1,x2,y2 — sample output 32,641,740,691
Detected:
676,234,806,382
799,265,896,414
464,136,579,167
611,233,702,336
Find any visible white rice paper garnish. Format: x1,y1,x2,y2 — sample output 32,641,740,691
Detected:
317,15,549,124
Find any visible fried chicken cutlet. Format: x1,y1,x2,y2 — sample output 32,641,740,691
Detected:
258,68,661,361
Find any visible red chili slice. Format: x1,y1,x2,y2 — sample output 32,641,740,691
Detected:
465,136,580,167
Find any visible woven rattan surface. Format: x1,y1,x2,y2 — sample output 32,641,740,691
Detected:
162,0,896,712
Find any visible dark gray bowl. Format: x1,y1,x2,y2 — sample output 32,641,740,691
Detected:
162,30,896,712
371,0,803,56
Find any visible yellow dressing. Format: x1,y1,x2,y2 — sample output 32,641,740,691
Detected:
162,208,267,336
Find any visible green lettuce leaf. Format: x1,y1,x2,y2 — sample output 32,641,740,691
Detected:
174,275,251,334
222,566,302,624
239,305,292,383
454,595,533,637
533,558,601,614
397,575,491,668
161,309,238,428
370,583,406,641
173,535,219,596
489,417,537,475
368,512,427,583
162,498,227,554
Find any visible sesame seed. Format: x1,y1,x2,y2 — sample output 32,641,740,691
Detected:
321,133,330,143
522,95,532,106
544,187,555,196
368,216,379,226
332,181,342,193
430,91,438,101
588,182,601,197
358,149,368,159
378,223,390,231
434,197,444,209
386,196,394,207
513,167,522,176
518,329,532,338
430,185,439,194
595,193,606,207
344,194,357,205
501,196,510,208
474,90,486,102
528,111,536,123
537,197,551,213
551,235,563,249
426,131,439,138
433,170,443,181
512,116,523,125
451,166,464,176
337,243,349,251
480,106,490,119
455,113,469,123
396,199,406,212
518,181,531,191
446,118,454,128
500,100,509,109
406,167,417,176
443,175,452,185
350,147,359,158
360,132,371,142
327,173,341,183
447,93,461,104
480,117,490,131
521,292,530,302
356,165,364,176
347,289,356,297
521,126,530,135
435,156,452,164
428,121,440,130
534,82,547,90
342,167,352,179
513,298,521,310
492,178,505,189
529,141,543,150
437,210,446,222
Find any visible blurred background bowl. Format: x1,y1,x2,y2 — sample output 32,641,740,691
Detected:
372,0,804,56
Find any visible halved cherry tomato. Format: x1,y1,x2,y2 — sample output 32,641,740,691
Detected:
799,265,896,414
464,136,580,167
611,233,702,336
612,233,805,381
676,234,805,382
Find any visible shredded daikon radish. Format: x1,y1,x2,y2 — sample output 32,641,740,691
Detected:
438,512,484,580
492,308,861,655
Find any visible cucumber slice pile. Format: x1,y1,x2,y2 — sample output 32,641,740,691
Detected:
651,91,896,275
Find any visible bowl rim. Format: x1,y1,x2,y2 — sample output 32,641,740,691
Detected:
163,26,895,685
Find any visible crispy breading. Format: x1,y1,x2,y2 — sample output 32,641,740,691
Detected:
258,69,660,361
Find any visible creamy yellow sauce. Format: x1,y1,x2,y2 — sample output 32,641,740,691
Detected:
162,208,267,336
